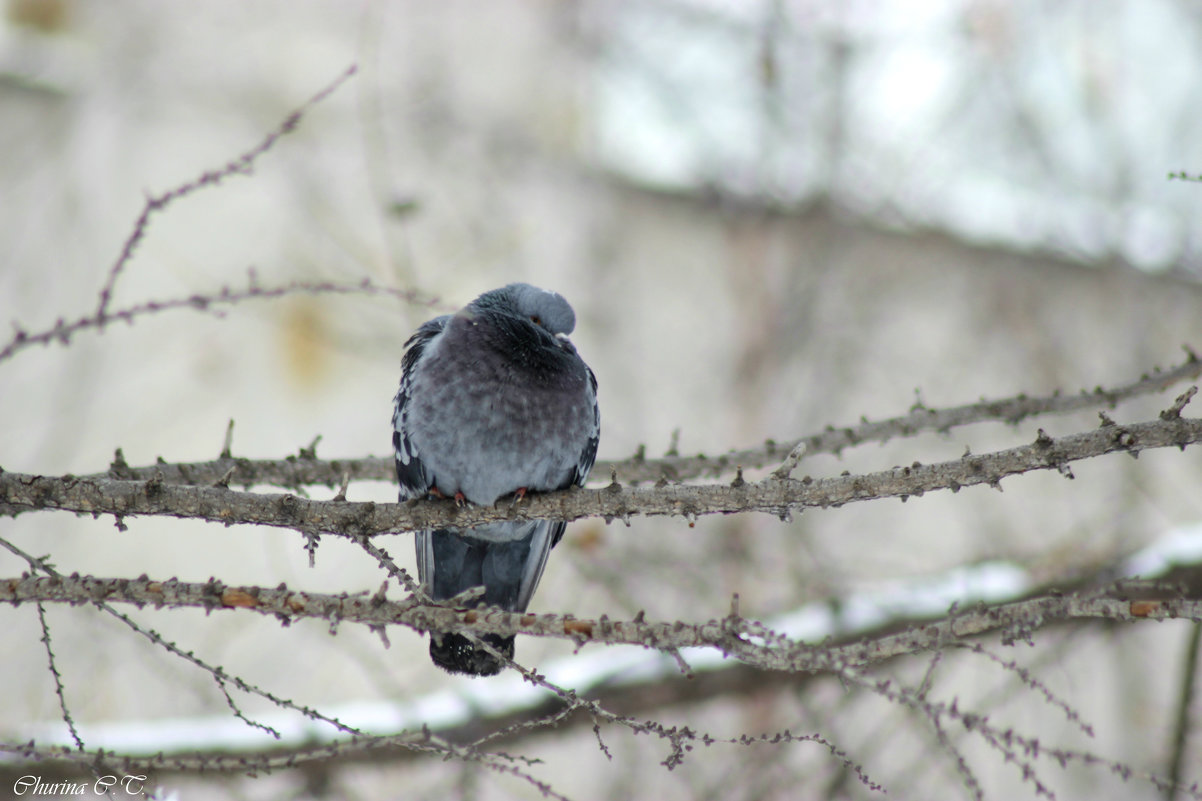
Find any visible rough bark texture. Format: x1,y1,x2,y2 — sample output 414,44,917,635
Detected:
4,413,1199,534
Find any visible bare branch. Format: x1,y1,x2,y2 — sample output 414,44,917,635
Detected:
347,533,740,772
0,272,439,365
3,413,1201,534
93,65,357,323
960,644,1095,738
0,542,573,795
3,574,1199,673
1167,623,1202,801
0,537,367,740
1,65,365,367
0,735,572,801
4,574,1199,799
35,604,84,753
72,350,1202,490
841,659,1202,801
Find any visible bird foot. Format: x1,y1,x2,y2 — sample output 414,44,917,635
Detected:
509,487,529,508
428,486,467,507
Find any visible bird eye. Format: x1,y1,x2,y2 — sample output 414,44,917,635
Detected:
530,315,542,326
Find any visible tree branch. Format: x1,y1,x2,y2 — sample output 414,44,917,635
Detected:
1167,622,1202,801
2,573,1199,674
2,575,1199,793
0,733,570,801
1,272,439,366
3,412,1201,534
70,349,1202,490
92,65,358,325
1,66,365,367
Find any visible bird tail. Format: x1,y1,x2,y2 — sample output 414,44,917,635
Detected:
428,631,513,676
415,520,566,676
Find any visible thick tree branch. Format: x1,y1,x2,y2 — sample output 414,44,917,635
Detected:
0,733,568,800
72,350,1202,490
2,576,1199,790
3,413,1200,534
2,573,1199,674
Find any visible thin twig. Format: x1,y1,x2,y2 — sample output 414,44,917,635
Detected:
961,643,1095,738
93,65,358,323
36,603,84,752
1,273,438,364
0,537,363,738
0,537,575,794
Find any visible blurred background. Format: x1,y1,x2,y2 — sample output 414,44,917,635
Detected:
2,1,1202,798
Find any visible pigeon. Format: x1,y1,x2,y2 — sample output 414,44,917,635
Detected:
392,283,600,675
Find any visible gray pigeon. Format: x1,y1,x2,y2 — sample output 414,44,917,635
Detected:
392,283,600,675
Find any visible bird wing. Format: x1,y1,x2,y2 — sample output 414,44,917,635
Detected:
393,315,448,502
545,364,599,551
394,315,449,596
524,362,600,599
572,364,601,488
514,520,565,612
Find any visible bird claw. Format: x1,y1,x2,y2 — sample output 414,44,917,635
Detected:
428,487,468,507
509,487,529,508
